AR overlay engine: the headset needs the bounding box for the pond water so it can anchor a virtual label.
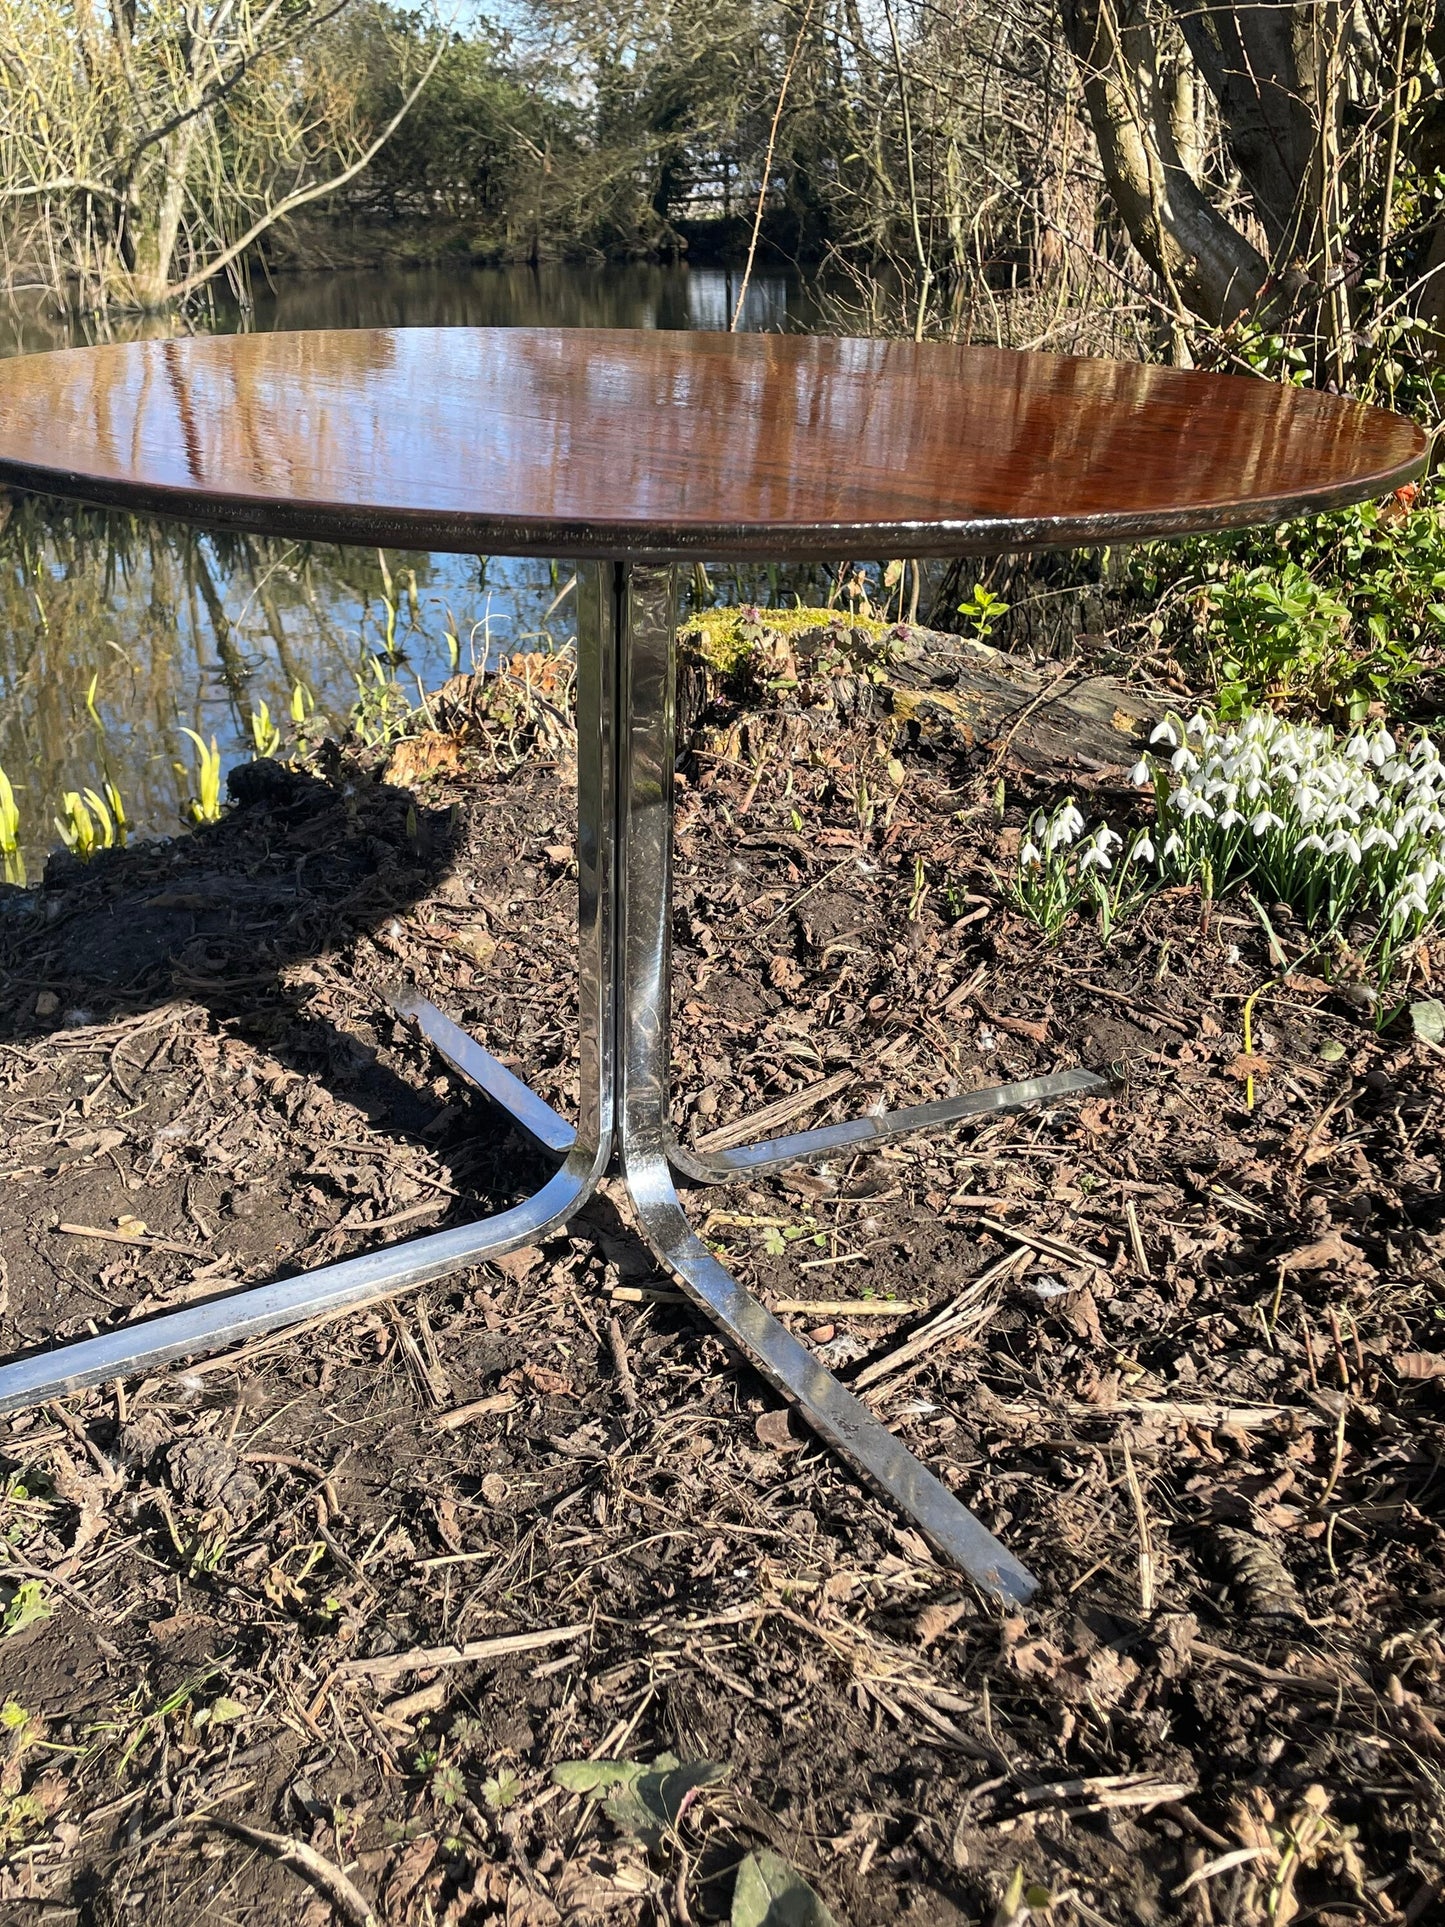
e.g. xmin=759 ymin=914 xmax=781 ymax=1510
xmin=0 ymin=262 xmax=831 ymax=874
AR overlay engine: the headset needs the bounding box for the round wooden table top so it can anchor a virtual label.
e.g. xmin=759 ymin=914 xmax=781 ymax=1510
xmin=0 ymin=327 xmax=1425 ymax=558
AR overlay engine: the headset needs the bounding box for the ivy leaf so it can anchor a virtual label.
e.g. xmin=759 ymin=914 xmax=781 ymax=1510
xmin=731 ymin=1849 xmax=836 ymax=1927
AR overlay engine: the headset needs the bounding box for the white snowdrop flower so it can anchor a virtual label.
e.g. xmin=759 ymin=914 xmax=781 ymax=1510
xmin=1150 ymin=721 xmax=1179 ymax=747
xmin=1187 ymin=712 xmax=1210 ymax=736
xmin=1297 ymin=834 xmax=1327 ymax=854
xmin=1132 ymin=833 xmax=1156 ymax=865
xmin=1128 ymin=758 xmax=1152 ymax=787
xmin=1163 ymin=832 xmax=1183 ymax=860
xmin=1170 ymin=747 xmax=1199 ymax=775
xmin=1020 ymin=841 xmax=1041 ymax=869
xmin=1079 ymin=844 xmax=1113 ymax=873
xmin=1175 ymin=790 xmax=1214 ymax=821
xmin=1250 ymin=810 xmax=1284 ymax=836
xmin=1359 ymin=827 xmax=1398 ymax=853
xmin=1217 ymin=808 xmax=1243 ymax=831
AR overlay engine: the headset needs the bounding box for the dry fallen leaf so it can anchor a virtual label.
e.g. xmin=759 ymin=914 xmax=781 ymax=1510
xmin=525 ymin=1365 xmax=575 ymax=1398
xmin=447 ymin=925 xmax=496 ymax=969
xmin=914 ymin=1600 xmax=969 ymax=1648
xmin=384 ymin=732 xmax=463 ymax=787
xmin=1392 ymin=1352 xmax=1445 ymax=1380
xmin=1227 ymin=1052 xmax=1271 ymax=1082
xmin=1278 ymin=1229 xmax=1351 ymax=1275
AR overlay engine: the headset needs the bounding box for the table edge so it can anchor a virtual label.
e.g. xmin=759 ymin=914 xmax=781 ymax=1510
xmin=0 ymin=441 xmax=1426 ymax=560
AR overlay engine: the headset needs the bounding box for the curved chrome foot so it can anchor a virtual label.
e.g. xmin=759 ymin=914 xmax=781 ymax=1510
xmin=669 ymin=1067 xmax=1108 ymax=1185
xmin=624 ymin=1145 xmax=1038 ymax=1602
xmin=0 ymin=1145 xmax=607 ymax=1416
xmin=388 ymin=986 xmax=578 ymax=1157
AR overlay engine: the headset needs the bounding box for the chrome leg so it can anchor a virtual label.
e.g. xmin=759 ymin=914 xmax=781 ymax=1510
xmin=669 ymin=1068 xmax=1108 ymax=1185
xmin=610 ymin=561 xmax=1039 ymax=1605
xmin=0 ymin=564 xmax=620 ymax=1418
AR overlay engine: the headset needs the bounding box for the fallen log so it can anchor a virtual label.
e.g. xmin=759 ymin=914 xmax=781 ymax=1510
xmin=680 ymin=606 xmax=1171 ymax=775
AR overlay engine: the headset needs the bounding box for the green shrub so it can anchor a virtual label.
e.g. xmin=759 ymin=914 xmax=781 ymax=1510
xmin=1126 ymin=485 xmax=1445 ymax=721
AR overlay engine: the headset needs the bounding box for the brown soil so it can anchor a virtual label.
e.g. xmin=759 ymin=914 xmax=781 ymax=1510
xmin=0 ymin=660 xmax=1440 ymax=1927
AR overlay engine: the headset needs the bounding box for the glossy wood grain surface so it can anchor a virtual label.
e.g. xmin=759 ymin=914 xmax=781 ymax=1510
xmin=0 ymin=328 xmax=1425 ymax=558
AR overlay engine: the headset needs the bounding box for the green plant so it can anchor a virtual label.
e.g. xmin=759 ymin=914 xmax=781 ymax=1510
xmin=1137 ymin=709 xmax=1445 ymax=1013
xmin=54 ymin=786 xmax=123 ymax=859
xmin=249 ymin=701 xmax=282 ymax=758
xmin=177 ymin=729 xmax=224 ymax=825
xmin=957 ymin=583 xmax=1009 ymax=643
xmin=0 ymin=767 xmax=23 ymax=886
xmin=1204 ymin=561 xmax=1420 ymax=722
xmin=1127 ymin=485 xmax=1445 ymax=721
xmin=1009 ymin=797 xmax=1153 ymax=942
xmin=1 ymin=1579 xmax=50 ymax=1637
xmin=350 ymin=659 xmax=414 ymax=750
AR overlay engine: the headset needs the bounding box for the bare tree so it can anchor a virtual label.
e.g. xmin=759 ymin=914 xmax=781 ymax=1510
xmin=0 ymin=0 xmax=444 ymax=313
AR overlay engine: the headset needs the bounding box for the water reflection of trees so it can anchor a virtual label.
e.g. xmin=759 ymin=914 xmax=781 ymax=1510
xmin=0 ymin=496 xmax=498 ymax=868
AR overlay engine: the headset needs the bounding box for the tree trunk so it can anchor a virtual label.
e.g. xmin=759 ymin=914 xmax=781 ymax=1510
xmin=1061 ymin=0 xmax=1302 ymax=328
xmin=123 ymin=118 xmax=201 ymax=310
xmin=1163 ymin=0 xmax=1331 ymax=260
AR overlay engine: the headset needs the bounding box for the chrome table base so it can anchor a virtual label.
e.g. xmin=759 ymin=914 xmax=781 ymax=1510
xmin=0 ymin=562 xmax=1105 ymax=1604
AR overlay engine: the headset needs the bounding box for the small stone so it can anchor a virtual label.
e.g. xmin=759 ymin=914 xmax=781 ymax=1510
xmin=755 ymin=1408 xmax=804 ymax=1452
xmin=34 ymin=990 xmax=58 ymax=1018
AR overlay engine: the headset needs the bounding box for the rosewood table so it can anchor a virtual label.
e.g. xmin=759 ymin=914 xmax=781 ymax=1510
xmin=0 ymin=329 xmax=1423 ymax=1603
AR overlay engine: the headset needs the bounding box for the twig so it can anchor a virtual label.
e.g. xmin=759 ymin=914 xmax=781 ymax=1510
xmin=607 ymin=1284 xmax=687 ymax=1305
xmin=730 ymin=0 xmax=818 ymax=330
xmin=692 ymin=1071 xmax=852 ymax=1152
xmin=1120 ymin=1435 xmax=1156 ymax=1613
xmin=609 ymin=1315 xmax=639 ymax=1412
xmin=333 ymin=1623 xmax=588 ymax=1687
xmin=852 ymin=1249 xmax=1026 ymax=1391
xmin=969 ymin=1213 xmax=1103 ymax=1272
xmin=201 ymin=1817 xmax=376 ymax=1926
xmin=755 ymin=855 xmax=857 ymax=936
xmin=56 ymin=1221 xmax=207 ymax=1257
xmin=1124 ymin=1200 xmax=1151 ymax=1278
xmin=772 ymin=1299 xmax=921 ymax=1316
xmin=435 ymin=1391 xmax=519 ymax=1433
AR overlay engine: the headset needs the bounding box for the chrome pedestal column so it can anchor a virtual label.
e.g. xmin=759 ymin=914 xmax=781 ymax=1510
xmin=0 ymin=559 xmax=1106 ymax=1602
